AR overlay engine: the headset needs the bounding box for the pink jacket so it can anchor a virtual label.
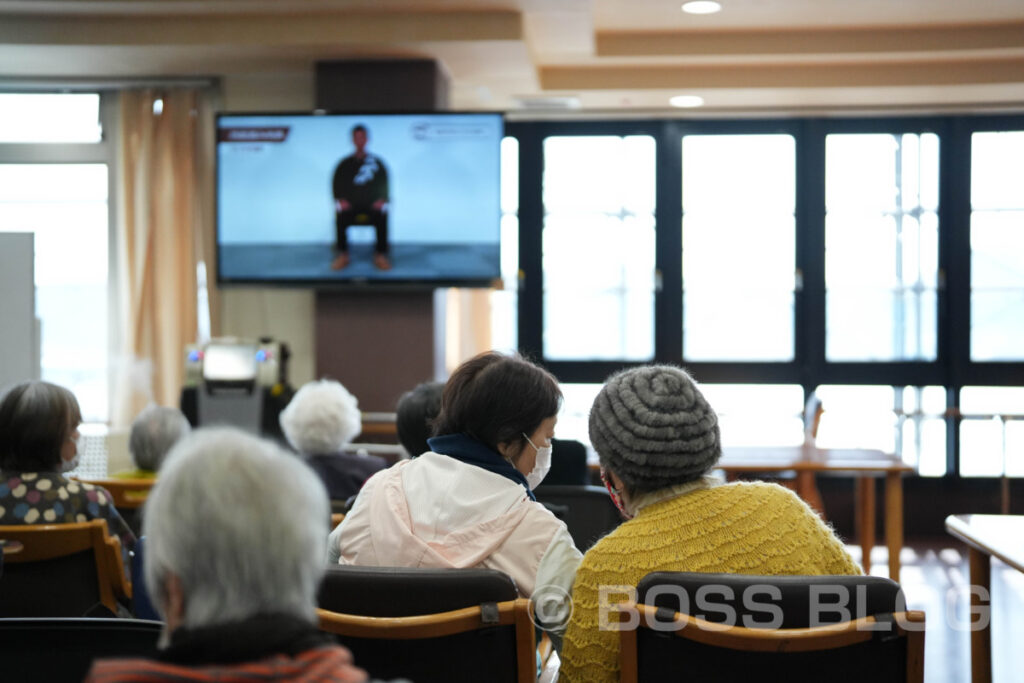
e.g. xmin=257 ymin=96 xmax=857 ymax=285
xmin=327 ymin=451 xmax=581 ymax=601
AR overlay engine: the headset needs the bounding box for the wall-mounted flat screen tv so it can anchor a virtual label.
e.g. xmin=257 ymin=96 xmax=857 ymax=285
xmin=216 ymin=111 xmax=503 ymax=287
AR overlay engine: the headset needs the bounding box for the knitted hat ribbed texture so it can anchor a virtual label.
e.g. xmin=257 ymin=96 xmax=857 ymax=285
xmin=589 ymin=365 xmax=720 ymax=493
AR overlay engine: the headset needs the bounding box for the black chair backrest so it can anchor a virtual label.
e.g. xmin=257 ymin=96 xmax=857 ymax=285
xmin=130 ymin=536 xmax=160 ymax=620
xmin=638 ymin=572 xmax=904 ymax=628
xmin=541 ymin=439 xmax=589 ymax=486
xmin=0 ymin=617 xmax=162 ymax=681
xmin=633 ymin=572 xmax=915 ymax=683
xmin=532 ymin=485 xmax=622 ymax=551
xmin=0 ymin=549 xmax=111 ymax=617
xmin=317 ymin=565 xmax=525 ymax=683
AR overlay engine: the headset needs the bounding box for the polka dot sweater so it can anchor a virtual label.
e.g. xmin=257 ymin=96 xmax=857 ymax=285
xmin=558 ymin=479 xmax=862 ymax=683
xmin=0 ymin=471 xmax=137 ymax=559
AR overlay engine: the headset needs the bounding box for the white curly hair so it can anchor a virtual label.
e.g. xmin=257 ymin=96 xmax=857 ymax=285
xmin=278 ymin=379 xmax=362 ymax=455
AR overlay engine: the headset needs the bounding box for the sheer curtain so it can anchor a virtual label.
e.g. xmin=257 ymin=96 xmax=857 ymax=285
xmin=112 ymin=88 xmax=218 ymax=427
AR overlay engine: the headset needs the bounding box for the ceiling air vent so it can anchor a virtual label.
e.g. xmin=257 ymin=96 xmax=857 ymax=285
xmin=513 ymin=95 xmax=581 ymax=110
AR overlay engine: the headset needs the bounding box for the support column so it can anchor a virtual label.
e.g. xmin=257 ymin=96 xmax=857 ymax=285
xmin=313 ymin=59 xmax=451 ymax=411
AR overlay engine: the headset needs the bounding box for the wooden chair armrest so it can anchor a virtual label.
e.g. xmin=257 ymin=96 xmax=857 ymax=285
xmin=622 ymin=603 xmax=925 ymax=653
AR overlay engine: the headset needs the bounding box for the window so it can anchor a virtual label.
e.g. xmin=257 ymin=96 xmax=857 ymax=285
xmin=959 ymin=387 xmax=1024 ymax=477
xmin=700 ymin=384 xmax=805 ymax=447
xmin=0 ymin=94 xmax=112 ymax=422
xmin=682 ymin=135 xmax=796 ymax=361
xmin=510 ymin=115 xmax=1024 ymax=479
xmin=556 ymin=383 xmax=603 ymax=455
xmin=542 ymin=135 xmax=656 ymax=360
xmin=825 ymin=133 xmax=939 ymax=361
xmin=490 ymin=136 xmax=520 ymax=354
xmin=970 ymin=131 xmax=1024 ymax=361
xmin=0 ymin=93 xmax=103 ymax=143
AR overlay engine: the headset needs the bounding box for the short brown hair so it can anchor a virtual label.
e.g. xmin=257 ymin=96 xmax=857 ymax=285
xmin=0 ymin=381 xmax=81 ymax=471
xmin=433 ymin=351 xmax=562 ymax=460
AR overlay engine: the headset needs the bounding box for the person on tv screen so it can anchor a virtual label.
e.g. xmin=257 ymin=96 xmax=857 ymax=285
xmin=331 ymin=124 xmax=391 ymax=272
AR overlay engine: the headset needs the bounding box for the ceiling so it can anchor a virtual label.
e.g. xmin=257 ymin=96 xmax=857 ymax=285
xmin=2 ymin=0 xmax=1024 ymax=116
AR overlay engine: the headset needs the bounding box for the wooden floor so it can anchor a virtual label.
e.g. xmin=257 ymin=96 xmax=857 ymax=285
xmin=854 ymin=538 xmax=1024 ymax=683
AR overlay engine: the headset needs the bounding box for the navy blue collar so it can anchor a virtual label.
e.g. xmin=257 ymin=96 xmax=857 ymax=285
xmin=427 ymin=433 xmax=536 ymax=501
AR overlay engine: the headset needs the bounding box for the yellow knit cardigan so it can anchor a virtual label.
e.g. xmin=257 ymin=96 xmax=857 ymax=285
xmin=558 ymin=479 xmax=863 ymax=683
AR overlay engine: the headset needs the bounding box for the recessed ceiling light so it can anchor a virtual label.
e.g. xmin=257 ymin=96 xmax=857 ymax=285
xmin=681 ymin=1 xmax=722 ymax=15
xmin=669 ymin=95 xmax=705 ymax=108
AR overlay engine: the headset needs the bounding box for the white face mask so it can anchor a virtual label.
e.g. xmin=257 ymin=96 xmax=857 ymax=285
xmin=522 ymin=433 xmax=552 ymax=489
xmin=60 ymin=451 xmax=81 ymax=474
xmin=60 ymin=433 xmax=82 ymax=473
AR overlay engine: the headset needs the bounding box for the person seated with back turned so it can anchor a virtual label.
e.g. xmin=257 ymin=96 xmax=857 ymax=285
xmin=112 ymin=405 xmax=191 ymax=479
xmin=394 ymin=380 xmax=444 ymax=458
xmin=558 ymin=365 xmax=862 ymax=683
xmin=85 ymin=426 xmax=369 ymax=683
xmin=279 ymin=379 xmax=387 ymax=503
xmin=0 ymin=381 xmax=136 ymax=558
xmin=327 ymin=351 xmax=582 ymax=642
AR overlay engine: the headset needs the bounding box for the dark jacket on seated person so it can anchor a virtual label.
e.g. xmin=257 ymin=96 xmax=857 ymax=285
xmin=86 ymin=615 xmax=363 ymax=683
xmin=305 ymin=451 xmax=388 ymax=502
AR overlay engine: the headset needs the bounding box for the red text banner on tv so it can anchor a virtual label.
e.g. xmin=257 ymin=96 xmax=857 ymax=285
xmin=218 ymin=127 xmax=290 ymax=143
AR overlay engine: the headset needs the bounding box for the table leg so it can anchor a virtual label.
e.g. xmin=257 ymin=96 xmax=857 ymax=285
xmin=796 ymin=471 xmax=826 ymax=518
xmin=855 ymin=477 xmax=875 ymax=574
xmin=968 ymin=547 xmax=992 ymax=683
xmin=884 ymin=471 xmax=903 ymax=581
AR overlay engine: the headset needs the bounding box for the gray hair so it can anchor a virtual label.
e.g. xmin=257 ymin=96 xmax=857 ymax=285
xmin=143 ymin=426 xmax=330 ymax=630
xmin=128 ymin=405 xmax=191 ymax=473
xmin=279 ymin=379 xmax=361 ymax=455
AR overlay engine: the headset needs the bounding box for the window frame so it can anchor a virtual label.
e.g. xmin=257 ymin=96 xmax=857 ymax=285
xmin=0 ymin=91 xmax=119 ymax=423
xmin=507 ymin=113 xmax=1024 ymax=477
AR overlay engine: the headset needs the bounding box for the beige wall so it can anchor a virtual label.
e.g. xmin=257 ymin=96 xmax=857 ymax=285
xmin=215 ymin=73 xmax=319 ymax=387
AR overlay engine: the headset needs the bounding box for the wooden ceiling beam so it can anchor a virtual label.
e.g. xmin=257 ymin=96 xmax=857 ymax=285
xmin=596 ymin=21 xmax=1024 ymax=57
xmin=0 ymin=9 xmax=523 ymax=46
xmin=540 ymin=56 xmax=1024 ymax=90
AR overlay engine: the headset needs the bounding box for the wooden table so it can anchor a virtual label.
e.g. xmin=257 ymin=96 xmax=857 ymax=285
xmin=945 ymin=514 xmax=1024 ymax=683
xmin=719 ymin=445 xmax=913 ymax=580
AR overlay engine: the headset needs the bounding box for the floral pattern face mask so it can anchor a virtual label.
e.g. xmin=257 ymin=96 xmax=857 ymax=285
xmin=600 ymin=467 xmax=634 ymax=520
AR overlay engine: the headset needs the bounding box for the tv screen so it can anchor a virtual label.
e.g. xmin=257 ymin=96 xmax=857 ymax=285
xmin=216 ymin=111 xmax=503 ymax=287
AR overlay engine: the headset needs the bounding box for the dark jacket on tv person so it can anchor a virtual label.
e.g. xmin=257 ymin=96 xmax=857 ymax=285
xmin=332 ymin=153 xmax=388 ymax=211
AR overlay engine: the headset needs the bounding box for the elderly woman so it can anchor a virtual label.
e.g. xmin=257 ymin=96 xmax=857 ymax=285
xmin=558 ymin=365 xmax=862 ymax=683
xmin=112 ymin=405 xmax=191 ymax=479
xmin=394 ymin=380 xmax=444 ymax=458
xmin=0 ymin=381 xmax=135 ymax=555
xmin=279 ymin=379 xmax=387 ymax=502
xmin=87 ymin=427 xmax=368 ymax=682
xmin=327 ymin=351 xmax=582 ymax=636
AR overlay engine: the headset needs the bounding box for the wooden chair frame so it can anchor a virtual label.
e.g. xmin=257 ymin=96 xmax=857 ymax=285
xmin=618 ymin=602 xmax=925 ymax=683
xmin=330 ymin=512 xmax=345 ymax=530
xmin=0 ymin=519 xmax=132 ymax=615
xmin=77 ymin=478 xmax=155 ymax=509
xmin=317 ymin=597 xmax=537 ymax=683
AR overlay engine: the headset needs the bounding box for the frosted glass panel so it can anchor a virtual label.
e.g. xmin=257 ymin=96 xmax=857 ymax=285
xmin=699 ymin=384 xmax=805 ymax=447
xmin=0 ymin=164 xmax=109 ymax=421
xmin=0 ymin=94 xmax=102 ymax=143
xmin=543 ymin=136 xmax=656 ymax=360
xmin=825 ymin=133 xmax=939 ymax=361
xmin=681 ymin=134 xmax=795 ymax=361
xmin=971 ymin=131 xmax=1024 ymax=361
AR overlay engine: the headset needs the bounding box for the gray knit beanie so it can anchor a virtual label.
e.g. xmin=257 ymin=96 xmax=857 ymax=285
xmin=589 ymin=365 xmax=720 ymax=494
